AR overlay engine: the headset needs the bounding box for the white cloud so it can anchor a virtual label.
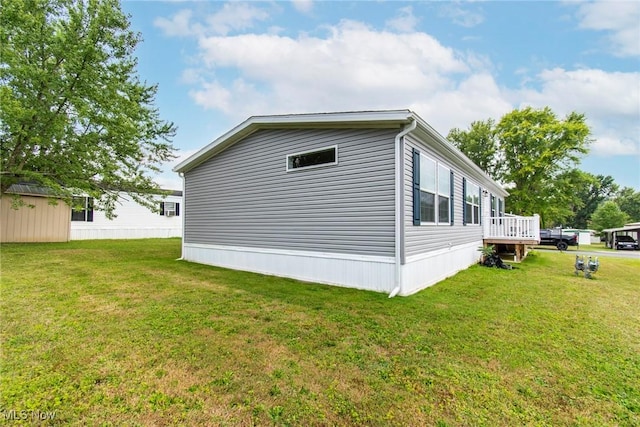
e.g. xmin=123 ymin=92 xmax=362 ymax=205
xmin=439 ymin=4 xmax=484 ymax=28
xmin=190 ymin=20 xmax=471 ymax=121
xmin=515 ymin=67 xmax=640 ymax=156
xmin=189 ymin=81 xmax=233 ymax=113
xmin=157 ymin=10 xmax=638 ymax=161
xmin=411 ymin=73 xmax=513 ymax=133
xmin=154 ymin=9 xmax=200 ymax=37
xmin=590 ymin=135 xmax=639 ymax=156
xmin=575 ymin=0 xmax=640 ymax=57
xmin=291 ymin=0 xmax=313 ymax=14
xmin=519 ymin=68 xmax=639 ymax=117
xmin=154 ymin=3 xmax=270 ymax=37
xmin=206 ymin=2 xmax=270 ymax=36
xmin=385 ymin=6 xmax=419 ymax=33
xmin=180 ymin=68 xmax=202 ymax=85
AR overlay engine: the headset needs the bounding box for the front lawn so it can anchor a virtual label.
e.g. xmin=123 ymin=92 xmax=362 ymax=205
xmin=1 ymin=239 xmax=638 ymax=425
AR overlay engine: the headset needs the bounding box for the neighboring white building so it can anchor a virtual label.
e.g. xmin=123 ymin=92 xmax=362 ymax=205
xmin=70 ymin=191 xmax=182 ymax=240
xmin=563 ymin=229 xmax=593 ymax=246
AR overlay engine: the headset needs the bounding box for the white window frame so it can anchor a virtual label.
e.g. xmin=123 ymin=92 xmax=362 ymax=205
xmin=163 ymin=201 xmax=176 ymax=216
xmin=419 ymin=154 xmax=437 ymax=224
xmin=286 ymin=145 xmax=338 ymax=172
xmin=419 ymin=154 xmax=451 ymax=225
xmin=490 ymin=194 xmax=497 ymax=217
xmin=465 ymin=180 xmax=481 ymax=225
xmin=71 ymin=196 xmax=93 ymax=222
xmin=437 ymin=164 xmax=451 ymax=225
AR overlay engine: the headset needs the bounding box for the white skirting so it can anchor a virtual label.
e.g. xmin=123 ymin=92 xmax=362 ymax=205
xmin=70 ymin=227 xmax=182 ymax=240
xmin=400 ymin=240 xmax=482 ymax=296
xmin=182 ymin=241 xmax=483 ymax=296
xmin=182 ymin=243 xmax=396 ymax=293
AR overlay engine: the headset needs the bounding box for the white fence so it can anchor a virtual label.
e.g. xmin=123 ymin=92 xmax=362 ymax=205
xmin=484 ymin=215 xmax=540 ymax=241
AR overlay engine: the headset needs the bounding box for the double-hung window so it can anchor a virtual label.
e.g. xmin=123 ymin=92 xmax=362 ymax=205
xmin=491 ymin=195 xmax=496 ymax=217
xmin=464 ymin=180 xmax=481 ymax=225
xmin=413 ymin=149 xmax=453 ymax=225
xmin=71 ymin=196 xmax=94 ymax=222
xmin=438 ymin=164 xmax=451 ymax=224
xmin=490 ymin=195 xmax=504 ymax=217
xmin=419 ymin=155 xmax=436 ymax=223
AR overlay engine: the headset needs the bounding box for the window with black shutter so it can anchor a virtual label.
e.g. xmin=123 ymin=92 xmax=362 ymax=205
xmin=413 ymin=149 xmax=453 ymax=226
xmin=160 ymin=202 xmax=180 ymax=216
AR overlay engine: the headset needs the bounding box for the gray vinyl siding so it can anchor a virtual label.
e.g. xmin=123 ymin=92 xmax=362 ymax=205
xmin=404 ymin=134 xmax=484 ymax=258
xmin=184 ymin=127 xmax=399 ymax=256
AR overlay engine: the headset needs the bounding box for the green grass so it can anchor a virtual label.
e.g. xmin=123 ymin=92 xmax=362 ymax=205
xmin=534 ymin=242 xmax=617 ymax=252
xmin=1 ymin=239 xmax=639 ymax=426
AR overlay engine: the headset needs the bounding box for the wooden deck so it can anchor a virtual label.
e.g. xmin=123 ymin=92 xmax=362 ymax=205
xmin=483 ymin=215 xmax=540 ymax=262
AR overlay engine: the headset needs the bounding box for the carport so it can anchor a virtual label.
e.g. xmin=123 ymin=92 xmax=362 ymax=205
xmin=602 ymin=222 xmax=640 ymax=249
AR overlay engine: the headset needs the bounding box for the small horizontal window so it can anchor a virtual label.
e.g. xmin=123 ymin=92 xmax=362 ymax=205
xmin=287 ymin=146 xmax=337 ymax=171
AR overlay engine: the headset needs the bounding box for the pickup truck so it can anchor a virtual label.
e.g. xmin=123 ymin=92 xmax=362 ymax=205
xmin=539 ymin=229 xmax=579 ymax=251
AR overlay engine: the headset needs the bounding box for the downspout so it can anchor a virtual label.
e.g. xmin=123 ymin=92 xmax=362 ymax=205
xmin=176 ymin=172 xmax=185 ymax=261
xmin=389 ymin=119 xmax=417 ymax=298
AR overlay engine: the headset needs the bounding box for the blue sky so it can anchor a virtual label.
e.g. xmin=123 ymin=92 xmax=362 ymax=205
xmin=121 ymin=0 xmax=640 ymax=191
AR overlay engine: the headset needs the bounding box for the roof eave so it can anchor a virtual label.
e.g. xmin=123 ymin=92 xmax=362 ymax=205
xmin=410 ymin=114 xmax=509 ymax=198
xmin=173 ymin=110 xmax=413 ymax=173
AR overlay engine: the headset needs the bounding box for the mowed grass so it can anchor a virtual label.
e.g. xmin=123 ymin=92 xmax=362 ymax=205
xmin=1 ymin=239 xmax=638 ymax=426
xmin=533 ymin=242 xmax=616 ymax=253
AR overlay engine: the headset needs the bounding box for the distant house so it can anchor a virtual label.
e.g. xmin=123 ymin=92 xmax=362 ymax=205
xmin=1 ymin=184 xmax=182 ymax=242
xmin=70 ymin=191 xmax=182 ymax=240
xmin=174 ymin=110 xmax=539 ymax=296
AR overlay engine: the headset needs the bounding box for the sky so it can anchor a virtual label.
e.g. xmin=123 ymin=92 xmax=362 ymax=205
xmin=121 ymin=0 xmax=640 ymax=191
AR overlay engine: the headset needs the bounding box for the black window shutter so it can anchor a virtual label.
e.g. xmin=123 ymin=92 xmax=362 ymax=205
xmin=412 ymin=148 xmax=421 ymax=226
xmin=87 ymin=197 xmax=94 ymax=222
xmin=462 ymin=177 xmax=467 ymax=225
xmin=478 ymin=187 xmax=482 ymax=225
xmin=450 ymin=170 xmax=454 ymax=226
xmin=175 ymin=203 xmax=180 ymax=216
xmin=160 ymin=202 xmax=165 ymax=216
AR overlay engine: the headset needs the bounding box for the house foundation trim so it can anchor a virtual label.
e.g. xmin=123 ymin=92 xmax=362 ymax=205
xmin=400 ymin=240 xmax=482 ymax=296
xmin=182 ymin=243 xmax=396 ymax=293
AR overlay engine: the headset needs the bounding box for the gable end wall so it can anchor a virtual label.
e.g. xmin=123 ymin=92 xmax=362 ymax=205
xmin=184 ymin=127 xmax=399 ymax=257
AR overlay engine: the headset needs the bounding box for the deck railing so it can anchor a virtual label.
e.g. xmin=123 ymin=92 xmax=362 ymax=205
xmin=483 ymin=214 xmax=540 ymax=242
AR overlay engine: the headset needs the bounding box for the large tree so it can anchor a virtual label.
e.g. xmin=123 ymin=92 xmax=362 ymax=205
xmin=589 ymin=201 xmax=629 ymax=232
xmin=614 ymin=187 xmax=640 ymax=222
xmin=447 ymin=119 xmax=502 ymax=180
xmin=449 ymin=107 xmax=591 ymax=226
xmin=563 ymin=171 xmax=618 ymax=229
xmin=0 ymin=0 xmax=176 ymax=216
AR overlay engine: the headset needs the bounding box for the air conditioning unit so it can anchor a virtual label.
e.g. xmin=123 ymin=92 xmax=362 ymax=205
xmin=166 ymin=210 xmax=175 ymax=217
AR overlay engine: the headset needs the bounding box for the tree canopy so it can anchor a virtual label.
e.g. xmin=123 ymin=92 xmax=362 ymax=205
xmin=448 ymin=107 xmax=591 ymax=226
xmin=564 ymin=171 xmax=618 ymax=229
xmin=0 ymin=0 xmax=176 ymax=216
xmin=614 ymin=187 xmax=640 ymax=223
xmin=447 ymin=119 xmax=502 ymax=179
xmin=589 ymin=201 xmax=629 ymax=232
